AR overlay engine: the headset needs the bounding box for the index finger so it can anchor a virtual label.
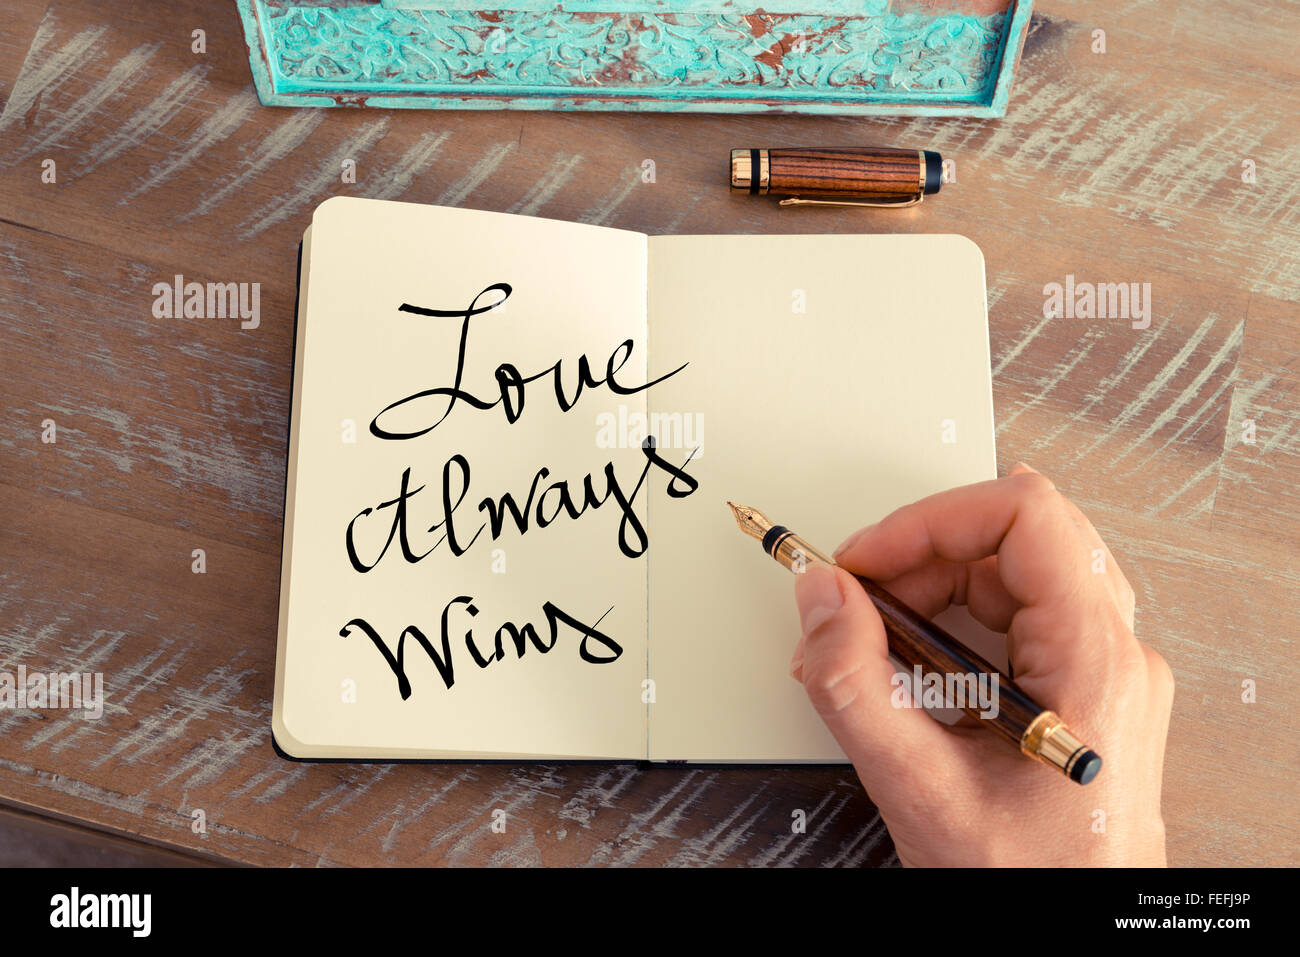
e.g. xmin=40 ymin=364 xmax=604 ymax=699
xmin=833 ymin=471 xmax=1088 ymax=610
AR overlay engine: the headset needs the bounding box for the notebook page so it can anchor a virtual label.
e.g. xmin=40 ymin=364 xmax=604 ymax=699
xmin=645 ymin=233 xmax=996 ymax=762
xmin=274 ymin=199 xmax=649 ymax=759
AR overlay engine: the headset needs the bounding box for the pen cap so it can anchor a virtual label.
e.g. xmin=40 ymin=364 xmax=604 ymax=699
xmin=730 ymin=147 xmax=942 ymax=199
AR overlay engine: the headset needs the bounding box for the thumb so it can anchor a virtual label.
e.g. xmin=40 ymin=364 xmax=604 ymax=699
xmin=793 ymin=563 xmax=963 ymax=796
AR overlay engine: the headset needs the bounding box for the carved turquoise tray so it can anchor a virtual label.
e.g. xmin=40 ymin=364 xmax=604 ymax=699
xmin=236 ymin=0 xmax=1034 ymax=116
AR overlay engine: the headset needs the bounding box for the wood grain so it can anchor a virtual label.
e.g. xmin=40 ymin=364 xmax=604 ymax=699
xmin=0 ymin=0 xmax=1296 ymax=866
xmin=764 ymin=147 xmax=927 ymax=198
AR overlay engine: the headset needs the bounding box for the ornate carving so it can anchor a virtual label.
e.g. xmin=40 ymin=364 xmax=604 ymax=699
xmin=260 ymin=4 xmax=1005 ymax=98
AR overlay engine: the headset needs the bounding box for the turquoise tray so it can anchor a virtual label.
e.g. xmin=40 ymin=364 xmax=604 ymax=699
xmin=236 ymin=0 xmax=1034 ymax=116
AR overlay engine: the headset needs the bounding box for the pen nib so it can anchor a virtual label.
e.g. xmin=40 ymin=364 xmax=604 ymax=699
xmin=727 ymin=501 xmax=773 ymax=541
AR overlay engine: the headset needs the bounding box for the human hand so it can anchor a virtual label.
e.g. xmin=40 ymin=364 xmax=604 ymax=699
xmin=789 ymin=464 xmax=1173 ymax=866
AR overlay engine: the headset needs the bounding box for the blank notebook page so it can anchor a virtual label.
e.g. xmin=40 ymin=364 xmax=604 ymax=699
xmin=645 ymin=233 xmax=996 ymax=762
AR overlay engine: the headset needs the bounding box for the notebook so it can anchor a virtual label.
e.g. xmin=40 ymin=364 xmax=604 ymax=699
xmin=273 ymin=197 xmax=996 ymax=762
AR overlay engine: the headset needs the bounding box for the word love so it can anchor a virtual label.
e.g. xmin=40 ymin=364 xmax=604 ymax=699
xmin=370 ymin=282 xmax=687 ymax=439
xmin=341 ymin=596 xmax=621 ymax=700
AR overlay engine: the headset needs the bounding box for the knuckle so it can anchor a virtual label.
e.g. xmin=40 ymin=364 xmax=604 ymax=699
xmin=1120 ymin=576 xmax=1136 ymax=607
xmin=1143 ymin=645 xmax=1175 ymax=692
xmin=1013 ymin=470 xmax=1058 ymax=498
xmin=801 ymin=658 xmax=868 ymax=716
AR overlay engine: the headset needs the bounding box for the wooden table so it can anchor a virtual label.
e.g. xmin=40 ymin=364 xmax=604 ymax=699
xmin=1 ymin=0 xmax=1295 ymax=867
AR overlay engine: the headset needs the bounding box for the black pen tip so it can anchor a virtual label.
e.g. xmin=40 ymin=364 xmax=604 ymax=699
xmin=923 ymin=150 xmax=942 ymax=195
xmin=1071 ymin=751 xmax=1103 ymax=785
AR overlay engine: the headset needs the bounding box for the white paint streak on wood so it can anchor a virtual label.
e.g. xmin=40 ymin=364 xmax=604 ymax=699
xmin=19 ymin=42 xmax=160 ymax=158
xmin=379 ymin=771 xmax=470 ymax=855
xmin=226 ymin=762 xmax=310 ymax=804
xmin=434 ymin=142 xmax=515 ymax=208
xmin=1075 ymin=311 xmax=1221 ymax=460
xmin=506 ymin=153 xmax=583 ymax=216
xmin=424 ymin=768 xmax=563 ymax=866
xmin=182 ymin=109 xmax=325 ymax=221
xmin=367 ymin=130 xmax=452 ymax=202
xmin=897 ymin=114 xmax=978 ymax=158
xmin=785 ymin=792 xmax=860 ymax=864
xmin=1067 ymin=95 xmax=1212 ymax=208
xmin=744 ymin=789 xmax=838 ymax=867
xmin=1035 ymin=315 xmax=1166 ymax=450
xmin=23 ymin=629 xmax=159 ymax=752
xmin=664 ymin=788 xmax=766 ymax=866
xmin=997 ymin=328 xmax=1105 ymax=436
xmin=985 ymin=280 xmax=1008 ymax=316
xmin=1155 ymin=454 xmax=1224 ymax=515
xmin=121 ymin=92 xmax=257 ymax=202
xmin=145 ymin=420 xmax=279 ymax=515
xmin=1254 ymin=404 xmax=1300 ymax=456
xmin=237 ymin=118 xmax=391 ymax=238
xmin=0 ymin=21 xmax=108 ymax=132
xmin=301 ymin=765 xmax=394 ymax=817
xmin=164 ymin=729 xmax=267 ymax=792
xmin=1158 ymin=109 xmax=1275 ymax=211
xmin=1132 ymin=361 xmax=1241 ymax=468
xmin=591 ymin=771 xmax=717 ymax=866
xmin=578 ymin=168 xmax=641 ymax=227
xmin=1009 ymin=75 xmax=1100 ymax=172
xmin=557 ymin=764 xmax=638 ymax=827
xmin=1022 ymin=82 xmax=1112 ymax=175
xmin=1112 ymin=320 xmax=1242 ymax=466
xmin=1190 ymin=359 xmax=1270 ymax=445
xmin=1095 ymin=508 xmax=1300 ymax=586
xmin=992 ymin=311 xmax=1054 ymax=379
xmin=1156 ymin=371 xmax=1293 ymax=516
xmin=79 ymin=65 xmax=210 ymax=173
xmin=0 ymin=757 xmax=149 ymax=817
xmin=90 ymin=655 xmax=258 ymax=772
xmin=823 ymin=810 xmax=890 ymax=867
xmin=981 ymin=70 xmax=1067 ymax=159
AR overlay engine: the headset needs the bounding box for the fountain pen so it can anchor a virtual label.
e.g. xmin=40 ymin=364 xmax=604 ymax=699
xmin=727 ymin=502 xmax=1103 ymax=786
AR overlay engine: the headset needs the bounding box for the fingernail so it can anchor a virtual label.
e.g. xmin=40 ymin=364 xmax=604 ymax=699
xmin=794 ymin=565 xmax=843 ymax=635
xmin=1010 ymin=461 xmax=1038 ymax=474
xmin=833 ymin=523 xmax=875 ymax=558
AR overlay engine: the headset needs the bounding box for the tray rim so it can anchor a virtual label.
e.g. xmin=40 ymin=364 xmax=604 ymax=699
xmin=236 ymin=0 xmax=1035 ymax=117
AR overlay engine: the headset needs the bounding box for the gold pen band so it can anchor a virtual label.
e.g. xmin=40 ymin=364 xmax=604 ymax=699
xmin=1020 ymin=711 xmax=1095 ymax=780
xmin=730 ymin=148 xmax=770 ymax=194
xmin=763 ymin=526 xmax=833 ymax=571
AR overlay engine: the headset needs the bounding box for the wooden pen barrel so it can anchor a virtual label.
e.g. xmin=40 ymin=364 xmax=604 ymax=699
xmin=853 ymin=572 xmax=1040 ymax=745
xmin=730 ymin=147 xmax=941 ymax=198
xmin=759 ymin=520 xmax=1098 ymax=782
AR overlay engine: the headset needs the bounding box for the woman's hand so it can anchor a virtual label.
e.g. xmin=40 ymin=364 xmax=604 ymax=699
xmin=789 ymin=464 xmax=1173 ymax=866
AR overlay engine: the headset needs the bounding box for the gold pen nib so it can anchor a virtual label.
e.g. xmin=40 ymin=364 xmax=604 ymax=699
xmin=726 ymin=501 xmax=774 ymax=541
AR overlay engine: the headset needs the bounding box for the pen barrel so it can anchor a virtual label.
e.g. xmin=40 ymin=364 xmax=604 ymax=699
xmin=730 ymin=147 xmax=941 ymax=198
xmin=756 ymin=520 xmax=1102 ymax=784
xmin=851 ymin=573 xmax=1040 ymax=746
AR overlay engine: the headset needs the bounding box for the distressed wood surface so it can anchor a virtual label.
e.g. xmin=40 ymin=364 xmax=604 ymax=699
xmin=0 ymin=0 xmax=1296 ymax=866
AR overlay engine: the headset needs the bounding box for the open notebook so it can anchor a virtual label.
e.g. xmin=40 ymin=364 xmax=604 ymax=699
xmin=273 ymin=197 xmax=995 ymax=762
